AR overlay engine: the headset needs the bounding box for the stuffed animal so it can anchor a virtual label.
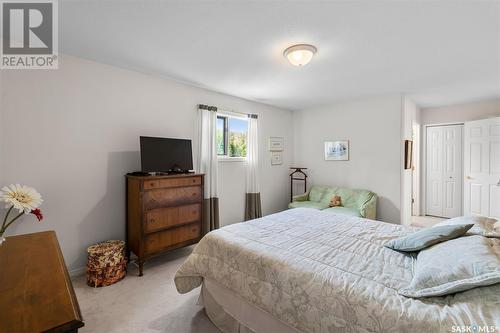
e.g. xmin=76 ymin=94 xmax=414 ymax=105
xmin=329 ymin=195 xmax=342 ymax=207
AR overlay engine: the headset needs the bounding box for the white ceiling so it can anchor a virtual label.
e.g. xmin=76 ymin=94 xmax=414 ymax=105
xmin=60 ymin=0 xmax=500 ymax=111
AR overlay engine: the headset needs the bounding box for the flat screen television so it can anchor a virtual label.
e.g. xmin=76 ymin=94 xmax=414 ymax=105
xmin=140 ymin=136 xmax=193 ymax=173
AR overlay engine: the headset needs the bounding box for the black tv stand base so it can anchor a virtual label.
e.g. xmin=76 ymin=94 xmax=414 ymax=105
xmin=127 ymin=170 xmax=194 ymax=177
xmin=167 ymin=170 xmax=194 ymax=175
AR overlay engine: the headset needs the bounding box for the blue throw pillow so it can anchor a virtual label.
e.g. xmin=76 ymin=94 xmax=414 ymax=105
xmin=385 ymin=224 xmax=473 ymax=252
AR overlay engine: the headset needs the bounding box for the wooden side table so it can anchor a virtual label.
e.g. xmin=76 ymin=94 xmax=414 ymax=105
xmin=0 ymin=231 xmax=84 ymax=333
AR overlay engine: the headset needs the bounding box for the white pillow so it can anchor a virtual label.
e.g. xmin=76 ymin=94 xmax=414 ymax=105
xmin=434 ymin=215 xmax=499 ymax=238
xmin=399 ymin=235 xmax=500 ymax=298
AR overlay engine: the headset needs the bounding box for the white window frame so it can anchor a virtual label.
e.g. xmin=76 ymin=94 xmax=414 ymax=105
xmin=217 ymin=110 xmax=248 ymax=162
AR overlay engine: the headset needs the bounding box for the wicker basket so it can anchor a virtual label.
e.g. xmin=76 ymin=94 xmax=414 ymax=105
xmin=87 ymin=240 xmax=127 ymax=287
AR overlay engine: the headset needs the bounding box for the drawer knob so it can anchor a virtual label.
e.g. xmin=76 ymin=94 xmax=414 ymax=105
xmin=150 ymin=182 xmax=155 ymax=187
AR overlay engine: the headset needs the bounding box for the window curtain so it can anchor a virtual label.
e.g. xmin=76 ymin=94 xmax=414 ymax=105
xmin=245 ymin=114 xmax=262 ymax=220
xmin=197 ymin=104 xmax=219 ymax=233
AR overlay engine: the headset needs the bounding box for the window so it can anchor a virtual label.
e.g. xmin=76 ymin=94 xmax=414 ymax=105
xmin=216 ymin=112 xmax=248 ymax=159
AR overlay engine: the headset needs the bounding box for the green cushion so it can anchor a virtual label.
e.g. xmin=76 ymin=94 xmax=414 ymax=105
xmin=289 ymin=185 xmax=377 ymax=219
xmin=385 ymin=224 xmax=474 ymax=252
xmin=320 ymin=188 xmax=338 ymax=205
xmin=317 ymin=187 xmax=373 ymax=208
xmin=288 ymin=201 xmax=330 ymax=210
xmin=308 ymin=186 xmax=326 ymax=202
xmin=323 ymin=207 xmax=362 ymax=217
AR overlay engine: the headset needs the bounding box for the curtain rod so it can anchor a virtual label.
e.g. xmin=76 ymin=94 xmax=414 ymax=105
xmin=198 ymin=104 xmax=258 ymax=118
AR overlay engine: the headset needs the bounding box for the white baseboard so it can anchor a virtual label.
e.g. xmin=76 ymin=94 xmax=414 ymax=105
xmin=69 ymin=266 xmax=86 ymax=277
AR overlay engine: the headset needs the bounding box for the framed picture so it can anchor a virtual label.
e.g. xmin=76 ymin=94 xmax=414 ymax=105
xmin=268 ymin=137 xmax=284 ymax=151
xmin=271 ymin=152 xmax=283 ymax=165
xmin=325 ymin=141 xmax=349 ymax=161
xmin=405 ymin=140 xmax=413 ymax=170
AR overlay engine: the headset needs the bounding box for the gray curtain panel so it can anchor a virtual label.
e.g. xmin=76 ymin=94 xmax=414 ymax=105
xmin=245 ymin=193 xmax=262 ymax=221
xmin=204 ymin=197 xmax=220 ymax=234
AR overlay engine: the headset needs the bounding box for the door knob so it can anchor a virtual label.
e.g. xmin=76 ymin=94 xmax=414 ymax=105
xmin=465 ymin=176 xmax=472 ymax=180
xmin=497 ymin=179 xmax=500 ymax=186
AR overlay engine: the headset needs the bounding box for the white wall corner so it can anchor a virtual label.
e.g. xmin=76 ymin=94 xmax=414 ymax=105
xmin=400 ymin=95 xmax=406 ymax=225
xmin=69 ymin=266 xmax=87 ymax=278
xmin=400 ymin=96 xmax=419 ymax=225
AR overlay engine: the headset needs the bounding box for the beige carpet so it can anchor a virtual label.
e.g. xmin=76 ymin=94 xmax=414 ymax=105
xmin=411 ymin=215 xmax=445 ymax=228
xmin=72 ymin=246 xmax=221 ymax=333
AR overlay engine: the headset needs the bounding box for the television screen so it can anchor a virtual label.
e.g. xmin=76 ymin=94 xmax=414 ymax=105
xmin=140 ymin=136 xmax=193 ymax=173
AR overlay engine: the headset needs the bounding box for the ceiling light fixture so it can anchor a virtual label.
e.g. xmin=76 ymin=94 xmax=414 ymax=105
xmin=283 ymin=44 xmax=317 ymax=66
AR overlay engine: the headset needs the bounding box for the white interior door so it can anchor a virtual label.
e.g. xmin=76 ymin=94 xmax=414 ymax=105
xmin=426 ymin=125 xmax=463 ymax=218
xmin=464 ymin=117 xmax=500 ymax=219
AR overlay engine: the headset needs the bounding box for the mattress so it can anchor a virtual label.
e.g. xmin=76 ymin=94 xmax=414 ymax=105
xmin=175 ymin=208 xmax=500 ymax=333
xmin=201 ymin=278 xmax=300 ymax=333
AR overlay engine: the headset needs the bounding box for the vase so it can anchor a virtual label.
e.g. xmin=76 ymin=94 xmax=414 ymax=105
xmin=0 ymin=234 xmax=5 ymax=246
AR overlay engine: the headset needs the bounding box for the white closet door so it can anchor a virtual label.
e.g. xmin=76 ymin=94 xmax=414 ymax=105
xmin=464 ymin=117 xmax=500 ymax=219
xmin=442 ymin=126 xmax=463 ymax=217
xmin=426 ymin=125 xmax=463 ymax=218
xmin=426 ymin=127 xmax=444 ymax=216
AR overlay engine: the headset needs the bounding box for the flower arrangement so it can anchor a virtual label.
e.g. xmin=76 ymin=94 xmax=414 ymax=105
xmin=0 ymin=184 xmax=43 ymax=245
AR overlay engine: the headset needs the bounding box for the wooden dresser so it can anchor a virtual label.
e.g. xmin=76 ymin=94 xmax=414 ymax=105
xmin=0 ymin=231 xmax=84 ymax=333
xmin=126 ymin=173 xmax=204 ymax=276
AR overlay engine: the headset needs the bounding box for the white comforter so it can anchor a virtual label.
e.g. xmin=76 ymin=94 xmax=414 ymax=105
xmin=175 ymin=208 xmax=500 ymax=333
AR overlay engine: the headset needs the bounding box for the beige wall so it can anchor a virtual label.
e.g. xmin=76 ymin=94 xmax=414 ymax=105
xmin=421 ymin=98 xmax=500 ymax=125
xmin=0 ymin=55 xmax=294 ymax=273
xmin=293 ymin=95 xmax=403 ymax=224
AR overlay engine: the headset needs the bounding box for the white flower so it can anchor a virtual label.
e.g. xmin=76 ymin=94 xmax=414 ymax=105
xmin=1 ymin=184 xmax=43 ymax=213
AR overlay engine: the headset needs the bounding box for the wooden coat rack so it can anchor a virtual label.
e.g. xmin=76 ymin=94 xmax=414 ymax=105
xmin=289 ymin=167 xmax=308 ymax=202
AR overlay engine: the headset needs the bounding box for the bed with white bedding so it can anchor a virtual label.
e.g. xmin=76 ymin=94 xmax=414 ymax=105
xmin=174 ymin=208 xmax=500 ymax=333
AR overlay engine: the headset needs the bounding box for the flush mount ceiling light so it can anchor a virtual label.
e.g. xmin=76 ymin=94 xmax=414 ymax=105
xmin=283 ymin=44 xmax=317 ymax=66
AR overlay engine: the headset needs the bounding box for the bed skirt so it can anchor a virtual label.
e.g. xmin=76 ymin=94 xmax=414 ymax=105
xmin=201 ymin=279 xmax=300 ymax=333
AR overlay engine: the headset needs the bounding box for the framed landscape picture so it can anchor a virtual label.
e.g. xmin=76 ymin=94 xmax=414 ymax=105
xmin=325 ymin=141 xmax=349 ymax=161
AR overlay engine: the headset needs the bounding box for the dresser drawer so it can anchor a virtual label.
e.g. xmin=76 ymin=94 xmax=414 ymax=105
xmin=144 ymin=176 xmax=202 ymax=190
xmin=144 ymin=203 xmax=201 ymax=233
xmin=145 ymin=224 xmax=200 ymax=254
xmin=143 ymin=186 xmax=202 ymax=210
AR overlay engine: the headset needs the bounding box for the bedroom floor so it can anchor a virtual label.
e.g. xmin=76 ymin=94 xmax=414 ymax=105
xmin=411 ymin=215 xmax=445 ymax=228
xmin=72 ymin=246 xmax=221 ymax=333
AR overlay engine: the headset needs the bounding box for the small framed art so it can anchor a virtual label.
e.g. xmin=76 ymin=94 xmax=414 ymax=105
xmin=268 ymin=137 xmax=284 ymax=151
xmin=324 ymin=141 xmax=349 ymax=161
xmin=271 ymin=152 xmax=283 ymax=165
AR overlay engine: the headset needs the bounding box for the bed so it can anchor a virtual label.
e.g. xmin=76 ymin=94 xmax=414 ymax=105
xmin=174 ymin=208 xmax=500 ymax=333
